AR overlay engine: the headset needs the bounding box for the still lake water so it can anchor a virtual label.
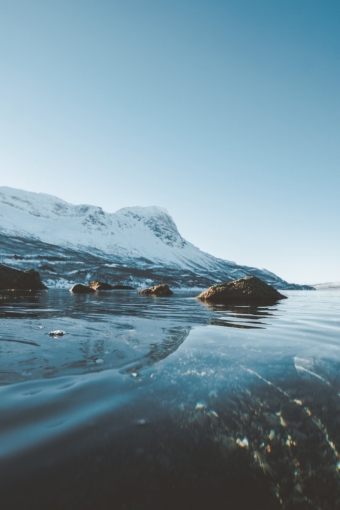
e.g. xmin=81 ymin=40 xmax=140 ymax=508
xmin=1 ymin=289 xmax=340 ymax=509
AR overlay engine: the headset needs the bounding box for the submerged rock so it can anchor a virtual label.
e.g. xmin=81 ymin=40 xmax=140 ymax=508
xmin=88 ymin=281 xmax=134 ymax=290
xmin=69 ymin=284 xmax=95 ymax=294
xmin=197 ymin=276 xmax=286 ymax=305
xmin=0 ymin=264 xmax=47 ymax=291
xmin=138 ymin=284 xmax=173 ymax=296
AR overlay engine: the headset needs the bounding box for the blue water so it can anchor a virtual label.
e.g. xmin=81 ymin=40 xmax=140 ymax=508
xmin=1 ymin=289 xmax=340 ymax=509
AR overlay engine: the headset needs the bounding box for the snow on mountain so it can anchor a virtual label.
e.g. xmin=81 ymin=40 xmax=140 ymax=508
xmin=0 ymin=187 xmax=214 ymax=268
xmin=0 ymin=187 xmax=313 ymax=290
xmin=312 ymin=282 xmax=340 ymax=290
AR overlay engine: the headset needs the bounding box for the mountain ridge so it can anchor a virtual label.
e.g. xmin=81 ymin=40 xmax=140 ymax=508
xmin=0 ymin=187 xmax=313 ymax=290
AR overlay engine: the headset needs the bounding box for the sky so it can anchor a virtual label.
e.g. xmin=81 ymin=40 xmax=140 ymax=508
xmin=0 ymin=0 xmax=339 ymax=285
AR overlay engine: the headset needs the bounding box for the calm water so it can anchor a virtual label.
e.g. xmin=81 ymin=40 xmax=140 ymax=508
xmin=1 ymin=289 xmax=340 ymax=509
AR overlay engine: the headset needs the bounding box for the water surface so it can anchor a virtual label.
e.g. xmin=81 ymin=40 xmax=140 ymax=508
xmin=1 ymin=290 xmax=340 ymax=509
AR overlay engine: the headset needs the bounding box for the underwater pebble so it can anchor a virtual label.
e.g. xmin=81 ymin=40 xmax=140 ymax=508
xmin=236 ymin=437 xmax=249 ymax=449
xmin=269 ymin=429 xmax=275 ymax=441
xmin=196 ymin=402 xmax=206 ymax=410
xmin=95 ymin=359 xmax=104 ymax=364
xmin=136 ymin=419 xmax=146 ymax=426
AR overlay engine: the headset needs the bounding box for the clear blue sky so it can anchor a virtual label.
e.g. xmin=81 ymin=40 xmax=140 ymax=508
xmin=0 ymin=0 xmax=339 ymax=284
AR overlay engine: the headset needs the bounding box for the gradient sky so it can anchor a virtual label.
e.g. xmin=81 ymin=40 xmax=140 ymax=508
xmin=0 ymin=0 xmax=339 ymax=284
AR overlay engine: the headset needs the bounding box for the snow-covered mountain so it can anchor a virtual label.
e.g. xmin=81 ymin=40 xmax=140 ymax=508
xmin=312 ymin=282 xmax=340 ymax=290
xmin=0 ymin=187 xmax=313 ymax=290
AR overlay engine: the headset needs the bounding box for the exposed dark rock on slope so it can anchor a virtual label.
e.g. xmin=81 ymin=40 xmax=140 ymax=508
xmin=197 ymin=276 xmax=286 ymax=305
xmin=0 ymin=264 xmax=47 ymax=290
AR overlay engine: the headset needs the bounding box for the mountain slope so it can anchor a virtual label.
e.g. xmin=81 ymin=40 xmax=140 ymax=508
xmin=0 ymin=187 xmax=313 ymax=290
xmin=312 ymin=282 xmax=340 ymax=290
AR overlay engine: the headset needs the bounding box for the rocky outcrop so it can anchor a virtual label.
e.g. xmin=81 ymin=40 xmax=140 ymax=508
xmin=0 ymin=264 xmax=47 ymax=290
xmin=197 ymin=276 xmax=286 ymax=305
xmin=69 ymin=284 xmax=95 ymax=294
xmin=88 ymin=281 xmax=134 ymax=290
xmin=138 ymin=284 xmax=173 ymax=296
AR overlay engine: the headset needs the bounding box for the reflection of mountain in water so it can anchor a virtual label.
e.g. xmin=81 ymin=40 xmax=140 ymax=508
xmin=0 ymin=289 xmax=280 ymax=330
xmin=0 ymin=290 xmax=284 ymax=385
xmin=0 ymin=319 xmax=190 ymax=385
xmin=121 ymin=327 xmax=190 ymax=375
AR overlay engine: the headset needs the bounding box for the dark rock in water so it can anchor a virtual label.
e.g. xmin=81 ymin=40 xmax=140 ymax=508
xmin=138 ymin=284 xmax=173 ymax=296
xmin=88 ymin=281 xmax=135 ymax=290
xmin=197 ymin=276 xmax=286 ymax=305
xmin=69 ymin=283 xmax=95 ymax=294
xmin=0 ymin=264 xmax=47 ymax=290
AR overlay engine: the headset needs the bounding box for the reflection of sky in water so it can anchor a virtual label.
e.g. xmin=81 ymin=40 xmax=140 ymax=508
xmin=1 ymin=290 xmax=340 ymax=509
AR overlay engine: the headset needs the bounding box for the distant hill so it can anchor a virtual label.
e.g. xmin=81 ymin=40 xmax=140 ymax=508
xmin=312 ymin=282 xmax=340 ymax=290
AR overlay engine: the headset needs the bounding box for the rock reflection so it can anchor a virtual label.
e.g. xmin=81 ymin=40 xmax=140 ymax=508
xmin=0 ymin=291 xmax=48 ymax=318
xmin=200 ymin=302 xmax=278 ymax=329
xmin=0 ymin=289 xmax=282 ymax=330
